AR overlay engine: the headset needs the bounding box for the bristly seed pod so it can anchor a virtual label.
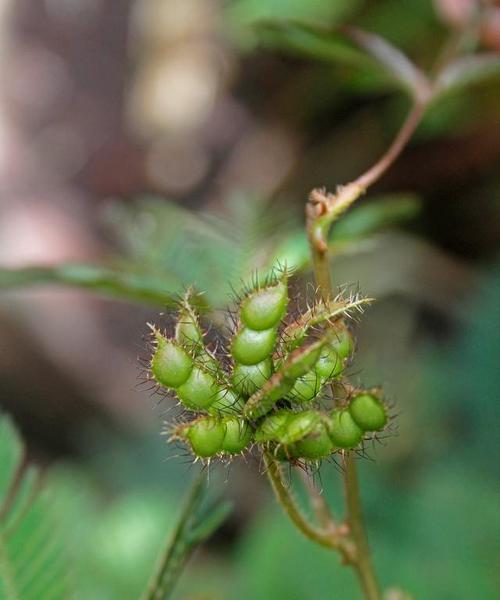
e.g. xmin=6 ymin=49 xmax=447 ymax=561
xmin=232 ymin=358 xmax=273 ymax=397
xmin=231 ymin=327 xmax=278 ymax=365
xmin=329 ymin=409 xmax=363 ymax=449
xmin=175 ymin=294 xmax=204 ymax=352
xmin=221 ymin=416 xmax=252 ymax=454
xmin=279 ymin=411 xmax=322 ymax=445
xmin=349 ymin=393 xmax=387 ymax=432
xmin=151 ymin=333 xmax=193 ymax=388
xmin=177 ymin=415 xmax=252 ymax=458
xmin=314 ymin=344 xmax=344 ymax=379
xmin=240 ymin=279 xmax=288 ymax=331
xmin=287 ymin=370 xmax=324 ymax=404
xmin=185 ymin=417 xmax=226 ymax=458
xmin=176 ymin=366 xmax=219 ymax=410
xmin=290 ymin=421 xmax=334 ymax=459
xmin=254 ymin=410 xmax=292 ymax=443
xmin=208 ymin=388 xmax=245 ymax=416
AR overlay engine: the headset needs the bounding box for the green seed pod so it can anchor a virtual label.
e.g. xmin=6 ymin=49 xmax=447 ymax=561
xmin=291 ymin=421 xmax=334 ymax=459
xmin=280 ymin=410 xmax=321 ymax=445
xmin=329 ymin=409 xmax=363 ymax=449
xmin=282 ymin=296 xmax=370 ymax=351
xmin=231 ymin=327 xmax=277 ymax=366
xmin=208 ymin=388 xmax=245 ymax=416
xmin=240 ymin=281 xmax=288 ymax=331
xmin=221 ymin=417 xmax=252 ymax=454
xmin=175 ymin=305 xmax=203 ymax=351
xmin=151 ymin=335 xmax=193 ymax=388
xmin=349 ymin=393 xmax=387 ymax=432
xmin=331 ymin=326 xmax=353 ymax=360
xmin=243 ymin=372 xmax=294 ymax=420
xmin=177 ymin=366 xmax=219 ymax=410
xmin=315 ymin=344 xmax=344 ymax=379
xmin=185 ymin=417 xmax=226 ymax=458
xmin=254 ymin=410 xmax=292 ymax=443
xmin=232 ymin=358 xmax=273 ymax=397
xmin=287 ymin=370 xmax=323 ymax=404
xmin=281 ymin=338 xmax=324 ymax=380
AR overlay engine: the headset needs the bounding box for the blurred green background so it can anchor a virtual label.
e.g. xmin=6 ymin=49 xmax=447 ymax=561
xmin=0 ymin=0 xmax=499 ymax=599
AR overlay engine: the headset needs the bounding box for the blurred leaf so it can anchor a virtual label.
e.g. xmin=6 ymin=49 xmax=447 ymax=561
xmin=331 ymin=194 xmax=421 ymax=240
xmin=104 ymin=194 xmax=297 ymax=306
xmin=223 ymin=0 xmax=360 ymax=48
xmin=0 ymin=263 xmax=182 ymax=307
xmin=0 ymin=415 xmax=71 ymax=600
xmin=342 ymin=26 xmax=431 ymax=101
xmin=142 ymin=471 xmax=232 ymax=600
xmin=434 ymin=53 xmax=500 ymax=99
xmin=256 ymin=19 xmax=375 ymax=67
xmin=255 ymin=20 xmax=430 ymax=98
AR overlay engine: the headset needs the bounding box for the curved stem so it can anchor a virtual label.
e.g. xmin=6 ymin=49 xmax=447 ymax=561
xmin=307 ymin=100 xmax=427 ymax=257
xmin=354 ymin=101 xmax=426 ymax=190
xmin=264 ymin=452 xmax=356 ymax=562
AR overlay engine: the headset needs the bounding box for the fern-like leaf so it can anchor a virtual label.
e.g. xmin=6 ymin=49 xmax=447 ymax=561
xmin=0 ymin=415 xmax=71 ymax=600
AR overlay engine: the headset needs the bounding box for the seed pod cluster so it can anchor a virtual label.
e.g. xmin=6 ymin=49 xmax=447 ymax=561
xmin=255 ymin=391 xmax=388 ymax=460
xmin=148 ymin=273 xmax=390 ymax=461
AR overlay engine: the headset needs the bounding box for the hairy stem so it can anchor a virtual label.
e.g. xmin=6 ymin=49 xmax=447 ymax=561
xmin=264 ymin=452 xmax=356 ymax=562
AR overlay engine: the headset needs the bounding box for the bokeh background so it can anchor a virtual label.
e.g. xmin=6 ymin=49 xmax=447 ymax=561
xmin=0 ymin=1 xmax=499 ymax=598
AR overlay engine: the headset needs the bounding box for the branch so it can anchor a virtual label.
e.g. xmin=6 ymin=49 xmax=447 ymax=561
xmin=264 ymin=453 xmax=356 ymax=563
xmin=307 ymin=100 xmax=427 ymax=258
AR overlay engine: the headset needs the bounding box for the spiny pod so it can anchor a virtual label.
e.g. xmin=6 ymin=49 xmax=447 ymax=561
xmin=175 ymin=291 xmax=204 ymax=352
xmin=243 ymin=337 xmax=328 ymax=419
xmin=230 ymin=274 xmax=289 ymax=366
xmin=151 ymin=332 xmax=193 ymax=388
xmin=256 ymin=410 xmax=334 ymax=461
xmin=232 ymin=358 xmax=273 ymax=397
xmin=290 ymin=420 xmax=334 ymax=460
xmin=348 ymin=392 xmax=387 ymax=432
xmin=240 ymin=278 xmax=288 ymax=331
xmin=175 ymin=415 xmax=252 ymax=458
xmin=231 ymin=327 xmax=278 ymax=365
xmin=151 ymin=330 xmax=241 ymax=416
xmin=282 ymin=295 xmax=370 ymax=350
xmin=182 ymin=416 xmax=226 ymax=458
xmin=221 ymin=416 xmax=252 ymax=454
xmin=329 ymin=409 xmax=363 ymax=449
xmin=286 ymin=370 xmax=324 ymax=404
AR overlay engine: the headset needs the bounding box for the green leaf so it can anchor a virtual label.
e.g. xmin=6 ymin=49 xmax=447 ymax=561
xmin=0 ymin=415 xmax=71 ymax=600
xmin=0 ymin=263 xmax=182 ymax=307
xmin=434 ymin=53 xmax=500 ymax=99
xmin=255 ymin=20 xmax=430 ymax=99
xmin=342 ymin=26 xmax=431 ymax=101
xmin=141 ymin=471 xmax=231 ymax=600
xmin=331 ymin=193 xmax=421 ymax=241
xmin=256 ymin=19 xmax=375 ymax=68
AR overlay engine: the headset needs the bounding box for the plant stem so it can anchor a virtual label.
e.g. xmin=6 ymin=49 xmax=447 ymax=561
xmin=299 ymin=469 xmax=336 ymax=529
xmin=343 ymin=453 xmax=380 ymax=600
xmin=141 ymin=471 xmax=206 ymax=600
xmin=264 ymin=452 xmax=356 ymax=562
xmin=354 ymin=101 xmax=427 ymax=190
xmin=306 ymin=218 xmax=381 ymax=598
xmin=302 ymin=98 xmax=428 ymax=600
